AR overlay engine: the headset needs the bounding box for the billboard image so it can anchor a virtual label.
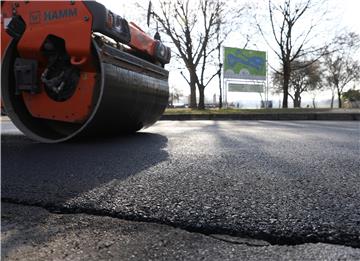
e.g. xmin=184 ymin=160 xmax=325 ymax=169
xmin=224 ymin=47 xmax=266 ymax=80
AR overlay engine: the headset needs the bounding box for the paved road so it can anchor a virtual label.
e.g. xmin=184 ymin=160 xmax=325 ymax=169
xmin=2 ymin=120 xmax=360 ymax=259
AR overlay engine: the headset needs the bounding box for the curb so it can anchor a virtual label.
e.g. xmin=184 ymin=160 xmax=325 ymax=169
xmin=2 ymin=114 xmax=359 ymax=122
xmin=160 ymin=113 xmax=360 ymax=121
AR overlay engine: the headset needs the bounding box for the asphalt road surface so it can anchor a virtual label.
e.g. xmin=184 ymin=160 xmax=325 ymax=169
xmin=2 ymin=120 xmax=360 ymax=260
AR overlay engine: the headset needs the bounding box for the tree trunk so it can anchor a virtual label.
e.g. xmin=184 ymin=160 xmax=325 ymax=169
xmin=330 ymin=93 xmax=334 ymax=109
xmin=338 ymin=89 xmax=342 ymax=108
xmin=293 ymin=99 xmax=301 ymax=108
xmin=282 ymin=64 xmax=290 ymax=108
xmin=219 ymin=92 xmax=222 ymax=109
xmin=282 ymin=85 xmax=289 ymax=108
xmin=198 ymin=86 xmax=205 ymax=110
xmin=190 ymin=85 xmax=197 ymax=108
xmin=218 ymin=69 xmax=222 ymax=109
xmin=218 ymin=90 xmax=222 ymax=109
xmin=293 ymin=92 xmax=301 ymax=108
xmin=189 ymin=71 xmax=197 ymax=109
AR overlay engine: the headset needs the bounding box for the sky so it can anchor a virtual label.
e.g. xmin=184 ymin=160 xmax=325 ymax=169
xmin=98 ymin=0 xmax=360 ymax=107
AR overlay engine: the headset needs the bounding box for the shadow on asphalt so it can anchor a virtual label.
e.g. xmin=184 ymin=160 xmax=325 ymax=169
xmin=1 ymin=132 xmax=169 ymax=257
xmin=204 ymin=121 xmax=359 ymax=247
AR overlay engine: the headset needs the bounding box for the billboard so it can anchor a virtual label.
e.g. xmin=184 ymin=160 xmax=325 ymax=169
xmin=228 ymin=83 xmax=264 ymax=93
xmin=224 ymin=47 xmax=266 ymax=80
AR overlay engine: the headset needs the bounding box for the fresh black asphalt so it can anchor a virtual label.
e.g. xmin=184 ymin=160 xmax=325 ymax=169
xmin=2 ymin=120 xmax=360 ymax=255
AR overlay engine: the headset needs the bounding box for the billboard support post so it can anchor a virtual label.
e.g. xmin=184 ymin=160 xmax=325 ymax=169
xmin=265 ymin=50 xmax=269 ymax=108
xmin=222 ymin=47 xmax=225 ymax=108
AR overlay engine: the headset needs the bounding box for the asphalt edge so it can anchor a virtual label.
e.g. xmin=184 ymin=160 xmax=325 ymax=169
xmin=160 ymin=113 xmax=360 ymax=121
xmin=2 ymin=113 xmax=360 ymax=122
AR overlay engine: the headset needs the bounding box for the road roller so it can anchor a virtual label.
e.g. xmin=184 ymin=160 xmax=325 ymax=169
xmin=1 ymin=1 xmax=171 ymax=143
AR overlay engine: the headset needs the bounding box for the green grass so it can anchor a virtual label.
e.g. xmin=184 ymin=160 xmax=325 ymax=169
xmin=164 ymin=108 xmax=338 ymax=115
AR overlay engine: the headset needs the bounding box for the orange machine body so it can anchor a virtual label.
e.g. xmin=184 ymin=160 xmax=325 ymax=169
xmin=1 ymin=1 xmax=166 ymax=123
xmin=1 ymin=1 xmax=96 ymax=123
xmin=129 ymin=22 xmax=157 ymax=58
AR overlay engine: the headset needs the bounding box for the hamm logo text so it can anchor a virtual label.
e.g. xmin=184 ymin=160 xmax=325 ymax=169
xmin=44 ymin=9 xmax=77 ymax=22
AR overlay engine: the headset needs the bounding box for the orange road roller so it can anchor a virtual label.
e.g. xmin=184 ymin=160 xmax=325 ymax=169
xmin=1 ymin=1 xmax=171 ymax=142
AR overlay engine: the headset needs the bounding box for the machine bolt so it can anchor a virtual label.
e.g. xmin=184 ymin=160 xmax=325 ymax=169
xmin=12 ymin=2 xmax=19 ymax=14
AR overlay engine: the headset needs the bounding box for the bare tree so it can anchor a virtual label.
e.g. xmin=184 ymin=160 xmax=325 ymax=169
xmin=257 ymin=0 xmax=329 ymax=108
xmin=149 ymin=0 xmax=245 ymax=109
xmin=323 ymin=32 xmax=360 ymax=108
xmin=273 ymin=59 xmax=322 ymax=107
xmin=147 ymin=0 xmax=219 ymax=108
xmin=196 ymin=0 xmax=223 ymax=109
xmin=216 ymin=19 xmax=223 ymax=109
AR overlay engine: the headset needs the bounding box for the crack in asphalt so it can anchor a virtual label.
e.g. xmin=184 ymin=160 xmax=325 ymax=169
xmin=208 ymin=234 xmax=270 ymax=247
xmin=3 ymin=198 xmax=359 ymax=249
xmin=1 ymin=198 xmax=269 ymax=248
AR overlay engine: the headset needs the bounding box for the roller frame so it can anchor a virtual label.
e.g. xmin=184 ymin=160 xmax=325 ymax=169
xmin=1 ymin=1 xmax=170 ymax=143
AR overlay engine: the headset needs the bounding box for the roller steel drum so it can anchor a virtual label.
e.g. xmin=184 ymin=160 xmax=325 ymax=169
xmin=1 ymin=39 xmax=169 ymax=143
